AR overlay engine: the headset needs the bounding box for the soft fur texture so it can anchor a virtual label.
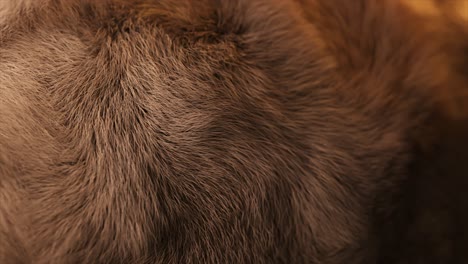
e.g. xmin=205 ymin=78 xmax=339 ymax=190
xmin=0 ymin=0 xmax=466 ymax=263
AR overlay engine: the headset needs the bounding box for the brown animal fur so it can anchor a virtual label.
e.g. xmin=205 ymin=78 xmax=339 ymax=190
xmin=0 ymin=0 xmax=466 ymax=263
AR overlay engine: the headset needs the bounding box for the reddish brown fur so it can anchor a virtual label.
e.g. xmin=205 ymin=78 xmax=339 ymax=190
xmin=0 ymin=0 xmax=466 ymax=263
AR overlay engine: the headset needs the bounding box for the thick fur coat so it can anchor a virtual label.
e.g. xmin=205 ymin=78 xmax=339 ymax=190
xmin=0 ymin=0 xmax=466 ymax=263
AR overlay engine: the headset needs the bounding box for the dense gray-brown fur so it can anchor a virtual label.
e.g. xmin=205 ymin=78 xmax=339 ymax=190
xmin=0 ymin=0 xmax=465 ymax=263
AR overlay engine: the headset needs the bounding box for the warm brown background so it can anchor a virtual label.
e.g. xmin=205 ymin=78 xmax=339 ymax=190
xmin=379 ymin=1 xmax=468 ymax=263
